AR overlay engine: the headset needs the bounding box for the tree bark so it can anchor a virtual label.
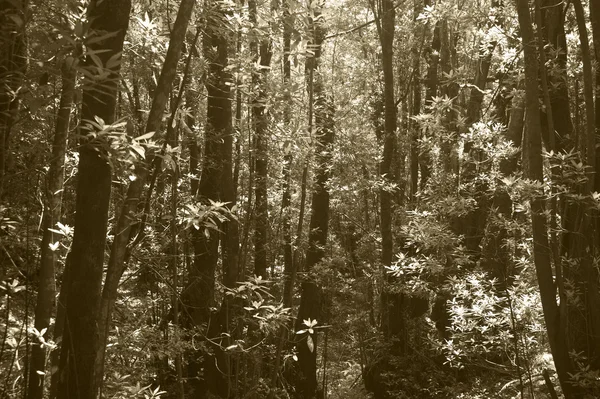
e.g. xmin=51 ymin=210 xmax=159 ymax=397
xmin=56 ymin=2 xmax=131 ymax=397
xmin=572 ymin=0 xmax=596 ymax=189
xmin=27 ymin=49 xmax=77 ymax=399
xmin=94 ymin=0 xmax=195 ymax=392
xmin=516 ymin=0 xmax=579 ymax=396
xmin=271 ymin=2 xmax=295 ymax=392
xmin=250 ymin=0 xmax=273 ymax=279
xmin=0 ymin=0 xmax=27 ymax=199
xmin=294 ymin=2 xmax=333 ymax=396
xmin=184 ymin=0 xmax=232 ymax=395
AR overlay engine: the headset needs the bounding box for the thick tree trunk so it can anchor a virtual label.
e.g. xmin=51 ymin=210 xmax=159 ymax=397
xmin=93 ymin=0 xmax=195 ymax=392
xmin=184 ymin=0 xmax=232 ymax=395
xmin=56 ymin=1 xmax=131 ymax=398
xmin=27 ymin=50 xmax=77 ymax=399
xmin=516 ymin=1 xmax=580 ymax=396
xmin=0 ymin=0 xmax=27 ymax=199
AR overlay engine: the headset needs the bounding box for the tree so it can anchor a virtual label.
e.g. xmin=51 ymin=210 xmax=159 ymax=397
xmin=184 ymin=0 xmax=233 ymax=395
xmin=56 ymin=1 xmax=131 ymax=397
xmin=27 ymin=42 xmax=78 ymax=399
xmin=293 ymin=0 xmax=334 ymax=396
xmin=516 ymin=0 xmax=579 ymax=395
xmin=250 ymin=0 xmax=273 ymax=279
xmin=0 ymin=0 xmax=27 ymax=199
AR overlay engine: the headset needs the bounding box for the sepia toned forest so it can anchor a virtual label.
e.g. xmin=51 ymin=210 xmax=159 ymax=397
xmin=1 ymin=0 xmax=600 ymax=397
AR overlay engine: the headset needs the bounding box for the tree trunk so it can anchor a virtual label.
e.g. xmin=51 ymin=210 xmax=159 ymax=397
xmin=410 ymin=0 xmax=421 ymax=201
xmin=516 ymin=1 xmax=579 ymax=396
xmin=270 ymin=2 xmax=295 ymax=392
xmin=27 ymin=49 xmax=77 ymax=399
xmin=572 ymin=0 xmax=595 ymax=187
xmin=94 ymin=0 xmax=195 ymax=392
xmin=250 ymin=0 xmax=273 ymax=279
xmin=56 ymin=2 xmax=131 ymax=397
xmin=184 ymin=0 xmax=232 ymax=395
xmin=590 ymin=0 xmax=600 ymax=193
xmin=542 ymin=0 xmax=573 ymax=151
xmin=0 ymin=0 xmax=27 ymax=199
xmin=374 ymin=0 xmax=399 ymax=338
xmin=420 ymin=19 xmax=440 ymax=189
xmin=294 ymin=3 xmax=333 ymax=396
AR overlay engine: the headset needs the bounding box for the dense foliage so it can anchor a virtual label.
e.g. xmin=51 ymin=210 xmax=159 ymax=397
xmin=1 ymin=0 xmax=600 ymax=398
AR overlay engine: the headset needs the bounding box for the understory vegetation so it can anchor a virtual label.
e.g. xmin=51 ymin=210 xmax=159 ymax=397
xmin=1 ymin=0 xmax=600 ymax=398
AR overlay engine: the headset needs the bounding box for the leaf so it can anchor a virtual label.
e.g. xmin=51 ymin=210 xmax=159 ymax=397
xmin=49 ymin=242 xmax=60 ymax=251
xmin=307 ymin=335 xmax=314 ymax=353
xmin=130 ymin=143 xmax=146 ymax=159
xmin=136 ymin=131 xmax=155 ymax=141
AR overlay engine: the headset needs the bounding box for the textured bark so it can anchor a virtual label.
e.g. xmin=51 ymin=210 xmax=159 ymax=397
xmin=94 ymin=0 xmax=195 ymax=391
xmin=27 ymin=51 xmax=77 ymax=399
xmin=591 ymin=0 xmax=600 ymax=193
xmin=0 ymin=0 xmax=27 ymax=199
xmin=249 ymin=0 xmax=273 ymax=279
xmin=572 ymin=0 xmax=596 ymax=188
xmin=374 ymin=0 xmax=400 ymax=338
xmin=516 ymin=1 xmax=579 ymax=396
xmin=271 ymin=3 xmax=295 ymax=392
xmin=294 ymin=3 xmax=333 ymax=396
xmin=187 ymin=88 xmax=200 ymax=196
xmin=56 ymin=1 xmax=131 ymax=398
xmin=541 ymin=0 xmax=573 ymax=151
xmin=184 ymin=0 xmax=232 ymax=395
xmin=421 ymin=20 xmax=440 ymax=188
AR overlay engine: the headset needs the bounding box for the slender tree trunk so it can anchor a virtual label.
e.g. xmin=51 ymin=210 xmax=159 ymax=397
xmin=94 ymin=0 xmax=195 ymax=391
xmin=374 ymin=0 xmax=399 ymax=337
xmin=56 ymin=2 xmax=131 ymax=398
xmin=294 ymin=2 xmax=334 ymax=396
xmin=27 ymin=49 xmax=77 ymax=399
xmin=516 ymin=1 xmax=579 ymax=396
xmin=250 ymin=0 xmax=273 ymax=278
xmin=542 ymin=0 xmax=573 ymax=151
xmin=48 ymin=254 xmax=71 ymax=399
xmin=572 ymin=0 xmax=596 ymax=188
xmin=590 ymin=0 xmax=600 ymax=193
xmin=420 ymin=19 xmax=440 ymax=188
xmin=271 ymin=2 xmax=295 ymax=392
xmin=0 ymin=0 xmax=27 ymax=199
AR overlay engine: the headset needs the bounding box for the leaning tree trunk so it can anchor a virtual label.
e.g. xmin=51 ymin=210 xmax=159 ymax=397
xmin=55 ymin=1 xmax=131 ymax=398
xmin=94 ymin=0 xmax=195 ymax=392
xmin=294 ymin=2 xmax=334 ymax=396
xmin=27 ymin=48 xmax=78 ymax=399
xmin=0 ymin=0 xmax=27 ymax=199
xmin=516 ymin=0 xmax=580 ymax=396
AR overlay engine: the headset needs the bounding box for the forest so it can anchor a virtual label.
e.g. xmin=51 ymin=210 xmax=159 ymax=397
xmin=1 ymin=0 xmax=600 ymax=397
